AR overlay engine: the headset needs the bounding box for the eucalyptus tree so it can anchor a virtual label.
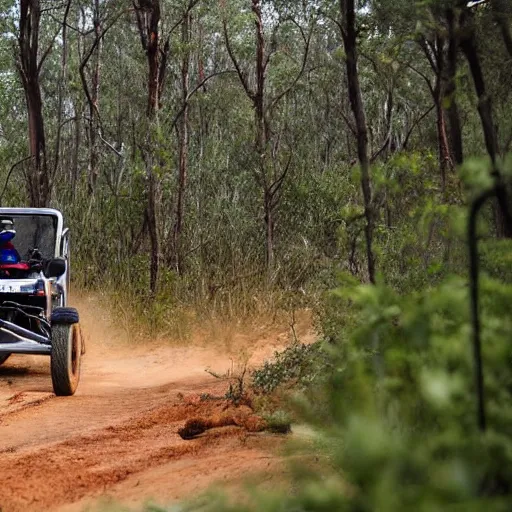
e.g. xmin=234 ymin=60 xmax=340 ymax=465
xmin=220 ymin=0 xmax=315 ymax=277
xmin=336 ymin=0 xmax=375 ymax=283
xmin=133 ymin=0 xmax=169 ymax=295
xmin=77 ymin=0 xmax=124 ymax=195
xmin=17 ymin=0 xmax=50 ymax=207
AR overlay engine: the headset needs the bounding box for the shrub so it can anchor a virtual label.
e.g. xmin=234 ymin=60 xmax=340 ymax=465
xmin=174 ymin=273 xmax=512 ymax=511
xmin=251 ymin=341 xmax=330 ymax=394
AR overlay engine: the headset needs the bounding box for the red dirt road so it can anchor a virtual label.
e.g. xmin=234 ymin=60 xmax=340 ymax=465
xmin=0 ymin=295 xmax=313 ymax=512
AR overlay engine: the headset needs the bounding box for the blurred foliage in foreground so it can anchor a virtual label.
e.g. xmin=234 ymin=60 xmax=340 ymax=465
xmin=163 ymin=247 xmax=512 ymax=511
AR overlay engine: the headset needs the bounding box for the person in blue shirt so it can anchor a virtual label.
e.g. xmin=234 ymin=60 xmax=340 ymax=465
xmin=0 ymin=218 xmax=21 ymax=265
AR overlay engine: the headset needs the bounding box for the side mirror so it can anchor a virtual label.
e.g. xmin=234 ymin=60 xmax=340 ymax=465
xmin=45 ymin=257 xmax=66 ymax=278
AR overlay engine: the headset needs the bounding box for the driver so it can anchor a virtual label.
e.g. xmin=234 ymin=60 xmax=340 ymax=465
xmin=0 ymin=218 xmax=21 ymax=264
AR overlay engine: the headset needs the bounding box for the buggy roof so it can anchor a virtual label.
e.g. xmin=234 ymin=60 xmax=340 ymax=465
xmin=0 ymin=208 xmax=64 ymax=259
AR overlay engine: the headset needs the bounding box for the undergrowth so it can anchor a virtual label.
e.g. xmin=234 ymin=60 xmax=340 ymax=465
xmin=251 ymin=342 xmax=329 ymax=394
xmin=158 ymin=265 xmax=512 ymax=512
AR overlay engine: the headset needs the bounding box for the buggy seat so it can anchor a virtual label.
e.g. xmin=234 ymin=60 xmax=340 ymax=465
xmin=0 ymin=262 xmax=31 ymax=279
xmin=0 ymin=245 xmax=30 ymax=277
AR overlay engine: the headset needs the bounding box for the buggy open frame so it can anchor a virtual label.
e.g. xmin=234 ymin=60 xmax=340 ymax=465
xmin=0 ymin=208 xmax=83 ymax=396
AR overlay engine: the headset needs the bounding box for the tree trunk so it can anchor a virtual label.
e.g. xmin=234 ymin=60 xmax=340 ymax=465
xmin=146 ymin=171 xmax=160 ymax=294
xmin=264 ymin=190 xmax=274 ymax=271
xmin=144 ymin=2 xmax=161 ymax=117
xmin=53 ymin=0 xmax=72 ymax=184
xmin=446 ymin=8 xmax=463 ymax=166
xmin=174 ymin=11 xmax=191 ymax=275
xmin=252 ymin=0 xmax=274 ymax=276
xmin=134 ymin=0 xmax=166 ymax=295
xmin=460 ymin=15 xmax=512 ymax=238
xmin=340 ymin=0 xmax=376 ymax=284
xmin=17 ymin=0 xmax=50 ymax=208
xmin=436 ymin=100 xmax=451 ymax=191
xmin=223 ymin=0 xmax=310 ymax=279
xmin=72 ymin=113 xmax=80 ymax=201
xmin=418 ymin=33 xmax=454 ymax=190
xmin=88 ymin=0 xmax=103 ymax=195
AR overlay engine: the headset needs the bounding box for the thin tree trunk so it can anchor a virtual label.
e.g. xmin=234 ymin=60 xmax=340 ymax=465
xmin=264 ymin=190 xmax=274 ymax=271
xmin=53 ymin=0 xmax=72 ymax=186
xmin=134 ymin=0 xmax=169 ymax=296
xmin=17 ymin=0 xmax=50 ymax=207
xmin=461 ymin=11 xmax=512 ymax=238
xmin=446 ymin=8 xmax=463 ymax=166
xmin=88 ymin=0 xmax=103 ymax=195
xmin=72 ymin=113 xmax=80 ymax=201
xmin=223 ymin=0 xmax=310 ymax=279
xmin=432 ymin=36 xmax=453 ymax=190
xmin=146 ymin=171 xmax=160 ymax=294
xmin=436 ymin=101 xmax=451 ymax=191
xmin=174 ymin=11 xmax=191 ymax=275
xmin=340 ymin=0 xmax=375 ymax=284
xmin=252 ymin=0 xmax=273 ymax=275
xmin=417 ymin=33 xmax=454 ymax=190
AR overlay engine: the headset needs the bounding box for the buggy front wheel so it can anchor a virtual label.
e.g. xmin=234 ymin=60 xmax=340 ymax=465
xmin=51 ymin=323 xmax=81 ymax=396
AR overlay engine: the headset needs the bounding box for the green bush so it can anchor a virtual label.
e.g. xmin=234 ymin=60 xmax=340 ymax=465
xmin=251 ymin=341 xmax=330 ymax=394
xmin=171 ymin=271 xmax=512 ymax=512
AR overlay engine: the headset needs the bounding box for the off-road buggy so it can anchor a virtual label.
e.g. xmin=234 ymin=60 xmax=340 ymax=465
xmin=0 ymin=208 xmax=83 ymax=396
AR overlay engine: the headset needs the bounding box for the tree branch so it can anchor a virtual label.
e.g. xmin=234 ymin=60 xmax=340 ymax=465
xmin=171 ymin=70 xmax=236 ymax=128
xmin=406 ymin=62 xmax=435 ymax=98
xmin=402 ymin=104 xmax=435 ymax=150
xmin=37 ymin=25 xmax=61 ymax=75
xmin=268 ymin=20 xmax=314 ymax=113
xmin=0 ymin=156 xmax=33 ymax=205
xmin=222 ymin=18 xmax=254 ymax=101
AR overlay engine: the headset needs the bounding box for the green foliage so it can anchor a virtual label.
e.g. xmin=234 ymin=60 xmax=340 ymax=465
xmin=263 ymin=409 xmax=292 ymax=434
xmin=251 ymin=341 xmax=329 ymax=394
xmin=1 ymin=0 xmax=498 ymax=329
xmin=480 ymin=240 xmax=512 ymax=283
xmin=170 ymin=272 xmax=512 ymax=511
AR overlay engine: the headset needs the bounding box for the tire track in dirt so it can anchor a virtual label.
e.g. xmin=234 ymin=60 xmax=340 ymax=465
xmin=0 ymin=294 xmax=314 ymax=511
xmin=0 ymin=389 xmax=258 ymax=511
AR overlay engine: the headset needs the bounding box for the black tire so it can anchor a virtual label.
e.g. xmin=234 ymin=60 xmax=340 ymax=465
xmin=51 ymin=307 xmax=79 ymax=324
xmin=51 ymin=323 xmax=81 ymax=396
xmin=0 ymin=354 xmax=10 ymax=366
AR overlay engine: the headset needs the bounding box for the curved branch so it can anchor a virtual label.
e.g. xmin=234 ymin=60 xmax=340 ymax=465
xmin=37 ymin=25 xmax=61 ymax=75
xmin=0 ymin=156 xmax=33 ymax=205
xmin=406 ymin=63 xmax=435 ymax=98
xmin=172 ymin=70 xmax=235 ymax=128
xmin=268 ymin=21 xmax=314 ymax=113
xmin=79 ymin=8 xmax=125 ymax=115
xmin=222 ymin=18 xmax=254 ymax=101
xmin=401 ymin=104 xmax=435 ymax=150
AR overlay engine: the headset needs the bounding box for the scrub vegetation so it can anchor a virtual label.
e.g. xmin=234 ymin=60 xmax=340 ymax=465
xmin=2 ymin=0 xmax=512 ymax=509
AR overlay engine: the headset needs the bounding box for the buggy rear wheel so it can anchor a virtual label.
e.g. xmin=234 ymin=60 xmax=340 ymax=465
xmin=51 ymin=323 xmax=81 ymax=396
xmin=0 ymin=354 xmax=10 ymax=365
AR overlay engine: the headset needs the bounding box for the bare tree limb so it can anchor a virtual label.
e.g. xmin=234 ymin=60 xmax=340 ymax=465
xmin=79 ymin=8 xmax=125 ymax=114
xmin=171 ymin=70 xmax=236 ymax=128
xmin=339 ymin=108 xmax=357 ymax=136
xmin=37 ymin=25 xmax=61 ymax=75
xmin=406 ymin=63 xmax=435 ymax=97
xmin=222 ymin=18 xmax=254 ymax=101
xmin=0 ymin=156 xmax=33 ymax=205
xmin=268 ymin=20 xmax=314 ymax=113
xmin=402 ymin=104 xmax=435 ymax=150
xmin=418 ymin=36 xmax=439 ymax=74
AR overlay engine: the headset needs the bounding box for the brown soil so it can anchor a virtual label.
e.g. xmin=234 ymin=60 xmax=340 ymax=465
xmin=0 ymin=294 xmax=314 ymax=512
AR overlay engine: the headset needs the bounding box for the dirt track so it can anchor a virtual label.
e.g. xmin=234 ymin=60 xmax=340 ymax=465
xmin=0 ymin=295 xmax=313 ymax=511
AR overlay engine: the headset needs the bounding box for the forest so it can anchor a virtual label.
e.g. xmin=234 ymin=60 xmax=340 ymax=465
xmin=2 ymin=0 xmax=512 ymax=509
